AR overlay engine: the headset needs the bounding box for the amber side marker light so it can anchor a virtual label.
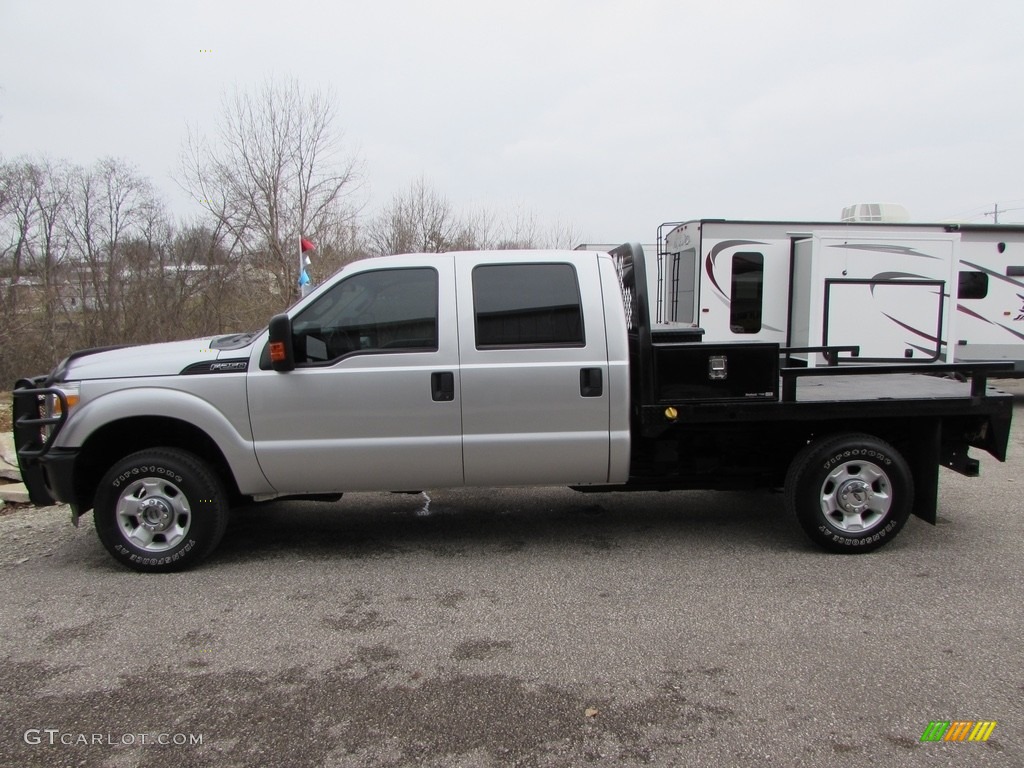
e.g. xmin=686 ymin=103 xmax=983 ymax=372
xmin=54 ymin=394 xmax=80 ymax=415
xmin=269 ymin=342 xmax=287 ymax=362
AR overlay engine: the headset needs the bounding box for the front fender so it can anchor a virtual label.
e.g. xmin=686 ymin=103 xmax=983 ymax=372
xmin=56 ymin=381 xmax=273 ymax=496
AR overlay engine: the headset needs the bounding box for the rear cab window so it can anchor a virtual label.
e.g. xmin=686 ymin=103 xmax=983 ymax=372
xmin=472 ymin=263 xmax=584 ymax=348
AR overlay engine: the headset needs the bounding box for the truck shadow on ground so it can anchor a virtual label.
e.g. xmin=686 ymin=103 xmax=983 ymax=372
xmin=213 ymin=488 xmax=815 ymax=566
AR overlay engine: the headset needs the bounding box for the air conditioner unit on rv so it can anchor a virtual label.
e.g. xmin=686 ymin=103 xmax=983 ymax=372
xmin=840 ymin=203 xmax=911 ymax=223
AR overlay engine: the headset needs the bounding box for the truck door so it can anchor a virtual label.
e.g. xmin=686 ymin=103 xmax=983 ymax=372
xmin=455 ymin=253 xmax=612 ymax=486
xmin=246 ymin=257 xmax=463 ymax=493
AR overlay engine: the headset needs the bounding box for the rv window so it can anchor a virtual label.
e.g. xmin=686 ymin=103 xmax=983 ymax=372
xmin=958 ymin=271 xmax=988 ymax=300
xmin=730 ymin=252 xmax=764 ymax=334
xmin=1007 ymin=266 xmax=1024 ymax=277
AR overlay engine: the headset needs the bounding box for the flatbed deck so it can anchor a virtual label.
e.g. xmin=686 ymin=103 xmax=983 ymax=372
xmin=788 ymin=373 xmax=998 ymax=402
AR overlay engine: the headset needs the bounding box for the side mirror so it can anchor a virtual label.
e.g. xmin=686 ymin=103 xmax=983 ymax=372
xmin=267 ymin=313 xmax=295 ymax=372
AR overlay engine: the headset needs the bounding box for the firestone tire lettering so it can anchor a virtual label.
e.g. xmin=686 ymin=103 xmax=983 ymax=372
xmin=787 ymin=433 xmax=913 ymax=554
xmin=112 ymin=466 xmax=184 ymax=489
xmin=93 ymin=448 xmax=228 ymax=573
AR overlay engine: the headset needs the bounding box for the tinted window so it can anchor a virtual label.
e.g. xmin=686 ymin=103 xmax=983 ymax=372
xmin=958 ymin=271 xmax=988 ymax=300
xmin=473 ymin=263 xmax=584 ymax=348
xmin=730 ymin=252 xmax=764 ymax=333
xmin=291 ymin=268 xmax=438 ymax=363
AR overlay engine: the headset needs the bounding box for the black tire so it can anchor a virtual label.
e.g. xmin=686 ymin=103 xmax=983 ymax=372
xmin=93 ymin=448 xmax=229 ymax=572
xmin=785 ymin=433 xmax=913 ymax=554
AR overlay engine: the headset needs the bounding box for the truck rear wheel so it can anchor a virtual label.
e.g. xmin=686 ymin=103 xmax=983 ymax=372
xmin=785 ymin=433 xmax=913 ymax=553
xmin=93 ymin=448 xmax=229 ymax=572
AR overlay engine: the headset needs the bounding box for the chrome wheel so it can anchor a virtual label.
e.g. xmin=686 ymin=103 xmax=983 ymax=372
xmin=819 ymin=459 xmax=891 ymax=533
xmin=787 ymin=433 xmax=913 ymax=553
xmin=95 ymin=449 xmax=230 ymax=572
xmin=115 ymin=477 xmax=192 ymax=552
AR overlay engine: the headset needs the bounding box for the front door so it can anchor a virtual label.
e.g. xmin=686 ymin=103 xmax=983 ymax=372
xmin=247 ymin=257 xmax=463 ymax=493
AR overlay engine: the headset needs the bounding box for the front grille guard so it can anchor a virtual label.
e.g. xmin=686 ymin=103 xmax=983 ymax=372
xmin=13 ymin=379 xmax=69 ymax=461
xmin=12 ymin=380 xmax=70 ymax=506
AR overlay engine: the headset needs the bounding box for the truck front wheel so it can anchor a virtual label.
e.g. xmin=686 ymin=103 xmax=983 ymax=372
xmin=785 ymin=433 xmax=913 ymax=553
xmin=93 ymin=448 xmax=229 ymax=572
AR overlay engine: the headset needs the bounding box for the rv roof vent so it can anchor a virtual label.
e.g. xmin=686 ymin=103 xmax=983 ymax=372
xmin=840 ymin=203 xmax=910 ymax=223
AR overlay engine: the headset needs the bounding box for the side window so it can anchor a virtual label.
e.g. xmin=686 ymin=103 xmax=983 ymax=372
xmin=291 ymin=268 xmax=438 ymax=363
xmin=958 ymin=271 xmax=988 ymax=300
xmin=473 ymin=263 xmax=584 ymax=348
xmin=730 ymin=252 xmax=764 ymax=333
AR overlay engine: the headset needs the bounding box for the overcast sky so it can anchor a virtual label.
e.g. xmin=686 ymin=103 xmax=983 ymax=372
xmin=3 ymin=0 xmax=1023 ymax=243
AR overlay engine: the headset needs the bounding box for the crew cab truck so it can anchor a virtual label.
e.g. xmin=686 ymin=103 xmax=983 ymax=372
xmin=13 ymin=245 xmax=1014 ymax=572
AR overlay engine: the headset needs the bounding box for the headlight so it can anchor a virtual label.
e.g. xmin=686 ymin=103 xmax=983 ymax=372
xmin=45 ymin=383 xmax=81 ymax=421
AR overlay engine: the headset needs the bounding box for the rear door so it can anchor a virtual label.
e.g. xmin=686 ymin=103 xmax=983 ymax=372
xmin=455 ymin=252 xmax=612 ymax=486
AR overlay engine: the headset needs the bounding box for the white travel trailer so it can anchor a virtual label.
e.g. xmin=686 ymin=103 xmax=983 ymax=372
xmin=657 ymin=219 xmax=1024 ymax=372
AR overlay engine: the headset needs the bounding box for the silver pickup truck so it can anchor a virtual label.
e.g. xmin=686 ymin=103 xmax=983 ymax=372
xmin=13 ymin=245 xmax=1013 ymax=571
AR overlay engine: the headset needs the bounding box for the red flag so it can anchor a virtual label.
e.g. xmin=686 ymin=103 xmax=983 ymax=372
xmin=300 ymin=237 xmax=316 ymax=252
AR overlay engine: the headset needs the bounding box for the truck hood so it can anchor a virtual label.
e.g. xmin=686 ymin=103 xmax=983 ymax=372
xmin=58 ymin=335 xmax=259 ymax=381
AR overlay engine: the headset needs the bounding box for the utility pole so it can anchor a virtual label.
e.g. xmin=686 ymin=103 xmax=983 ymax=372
xmin=979 ymin=202 xmax=1024 ymax=223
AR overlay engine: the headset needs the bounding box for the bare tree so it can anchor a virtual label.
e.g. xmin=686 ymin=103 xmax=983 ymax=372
xmin=63 ymin=158 xmax=161 ymax=345
xmin=490 ymin=204 xmax=543 ymax=250
xmin=365 ymin=177 xmax=463 ymax=255
xmin=366 ymin=178 xmax=583 ymax=255
xmin=0 ymin=158 xmax=77 ymax=379
xmin=537 ymin=217 xmax=584 ymax=250
xmin=484 ymin=204 xmax=583 ymax=250
xmin=0 ymin=160 xmax=36 ymax=314
xmin=26 ymin=159 xmax=73 ymax=345
xmin=0 ymin=151 xmax=315 ymax=386
xmin=0 ymin=159 xmax=36 ymax=379
xmin=178 ymin=78 xmax=362 ymax=305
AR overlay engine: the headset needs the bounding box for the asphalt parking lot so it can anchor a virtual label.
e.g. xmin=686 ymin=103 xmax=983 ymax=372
xmin=1 ymin=383 xmax=1022 ymax=767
